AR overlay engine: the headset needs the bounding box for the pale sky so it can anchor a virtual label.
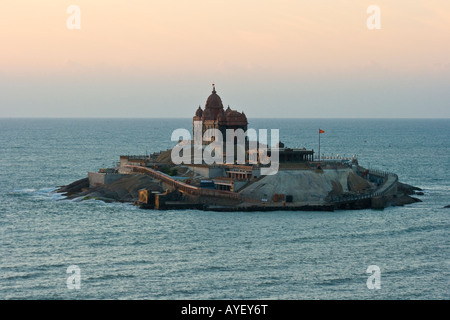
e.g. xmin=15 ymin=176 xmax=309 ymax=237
xmin=0 ymin=0 xmax=449 ymax=118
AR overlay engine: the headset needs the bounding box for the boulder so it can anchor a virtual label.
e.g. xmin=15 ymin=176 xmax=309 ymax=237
xmin=397 ymin=182 xmax=422 ymax=195
xmin=347 ymin=171 xmax=372 ymax=192
xmin=56 ymin=177 xmax=89 ymax=196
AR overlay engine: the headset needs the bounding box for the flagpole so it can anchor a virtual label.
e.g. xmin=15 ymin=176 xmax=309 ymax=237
xmin=318 ymin=129 xmax=320 ymax=162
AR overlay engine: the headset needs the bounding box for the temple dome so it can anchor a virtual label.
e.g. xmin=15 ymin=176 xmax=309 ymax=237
xmin=195 ymin=106 xmax=203 ymax=117
xmin=205 ymin=87 xmax=224 ymax=110
xmin=193 ymin=86 xmax=248 ymax=145
xmin=225 ymin=109 xmax=247 ymax=123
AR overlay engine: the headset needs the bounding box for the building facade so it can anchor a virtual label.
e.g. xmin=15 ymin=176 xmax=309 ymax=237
xmin=193 ymin=85 xmax=248 ymax=144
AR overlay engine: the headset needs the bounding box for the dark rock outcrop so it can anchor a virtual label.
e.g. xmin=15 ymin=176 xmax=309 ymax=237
xmin=397 ymin=182 xmax=423 ymax=195
xmin=57 ymin=174 xmax=163 ymax=202
xmin=390 ymin=195 xmax=422 ymax=206
xmin=56 ymin=177 xmax=89 ymax=196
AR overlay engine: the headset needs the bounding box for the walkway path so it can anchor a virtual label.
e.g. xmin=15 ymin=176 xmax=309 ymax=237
xmin=125 ymin=165 xmax=241 ymax=200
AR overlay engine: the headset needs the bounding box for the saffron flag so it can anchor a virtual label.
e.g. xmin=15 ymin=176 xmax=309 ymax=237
xmin=319 ymin=129 xmax=325 ymax=134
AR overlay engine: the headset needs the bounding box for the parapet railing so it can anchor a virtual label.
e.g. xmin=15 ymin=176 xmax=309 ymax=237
xmin=125 ymin=165 xmax=241 ymax=200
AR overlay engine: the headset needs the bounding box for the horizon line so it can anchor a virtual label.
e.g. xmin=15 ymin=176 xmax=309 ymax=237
xmin=0 ymin=117 xmax=449 ymax=120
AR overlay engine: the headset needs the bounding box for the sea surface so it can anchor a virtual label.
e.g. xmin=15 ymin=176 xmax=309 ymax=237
xmin=0 ymin=118 xmax=449 ymax=300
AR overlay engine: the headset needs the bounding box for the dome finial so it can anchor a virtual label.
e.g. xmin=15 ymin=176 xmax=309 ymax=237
xmin=212 ymin=83 xmax=216 ymax=93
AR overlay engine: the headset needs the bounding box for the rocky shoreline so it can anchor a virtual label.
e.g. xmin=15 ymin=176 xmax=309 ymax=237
xmin=56 ymin=174 xmax=163 ymax=203
xmin=390 ymin=182 xmax=423 ymax=206
xmin=55 ymin=170 xmax=424 ymax=211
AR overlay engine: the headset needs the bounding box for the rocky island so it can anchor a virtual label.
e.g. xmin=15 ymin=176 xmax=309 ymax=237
xmin=56 ymin=87 xmax=423 ymax=211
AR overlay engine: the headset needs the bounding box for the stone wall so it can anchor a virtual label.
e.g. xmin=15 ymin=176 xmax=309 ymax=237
xmin=88 ymin=172 xmax=126 ymax=188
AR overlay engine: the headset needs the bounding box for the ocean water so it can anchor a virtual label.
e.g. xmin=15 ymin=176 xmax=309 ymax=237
xmin=0 ymin=118 xmax=449 ymax=300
